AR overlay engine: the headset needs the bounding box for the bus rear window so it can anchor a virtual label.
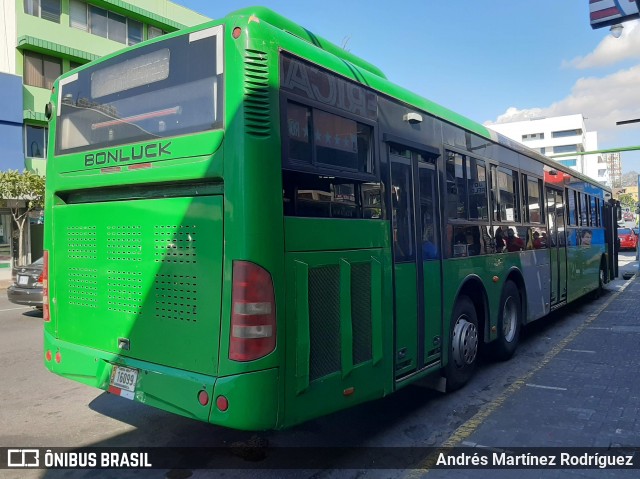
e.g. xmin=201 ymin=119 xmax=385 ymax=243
xmin=56 ymin=26 xmax=223 ymax=155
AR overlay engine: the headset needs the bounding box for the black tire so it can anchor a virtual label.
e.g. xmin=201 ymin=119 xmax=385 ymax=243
xmin=492 ymin=281 xmax=521 ymax=361
xmin=444 ymin=296 xmax=479 ymax=392
xmin=591 ymin=258 xmax=606 ymax=299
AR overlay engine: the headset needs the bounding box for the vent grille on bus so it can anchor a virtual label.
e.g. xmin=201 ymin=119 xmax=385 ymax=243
xmin=351 ymin=263 xmax=373 ymax=365
xmin=107 ymin=225 xmax=143 ymax=262
xmin=306 ymin=261 xmax=374 ymax=382
xmin=67 ymin=267 xmax=98 ymax=308
xmin=154 ymin=274 xmax=198 ymax=322
xmin=107 ymin=270 xmax=143 ymax=315
xmin=154 ymin=225 xmax=197 ymax=264
xmin=66 ymin=226 xmax=97 ymax=260
xmin=244 ymin=49 xmax=271 ymax=137
xmin=308 ymin=265 xmax=341 ymax=381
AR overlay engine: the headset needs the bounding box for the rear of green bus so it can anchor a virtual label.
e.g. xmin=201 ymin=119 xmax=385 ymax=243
xmin=43 ymin=21 xmax=284 ymax=430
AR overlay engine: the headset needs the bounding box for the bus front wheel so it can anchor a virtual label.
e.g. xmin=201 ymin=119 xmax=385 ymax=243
xmin=492 ymin=281 xmax=521 ymax=361
xmin=445 ymin=296 xmax=479 ymax=392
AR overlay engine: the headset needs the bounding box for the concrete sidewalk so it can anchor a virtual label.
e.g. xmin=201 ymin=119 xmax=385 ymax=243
xmin=427 ymin=274 xmax=640 ymax=478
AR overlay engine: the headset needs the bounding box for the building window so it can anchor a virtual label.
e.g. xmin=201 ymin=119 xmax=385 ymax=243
xmin=597 ymin=169 xmax=607 ymax=177
xmin=24 ymin=125 xmax=47 ymax=158
xmin=552 ymin=129 xmax=583 ymax=138
xmin=69 ymin=0 xmax=87 ymax=30
xmin=553 ymin=145 xmax=579 ymax=154
xmin=89 ymin=5 xmax=108 ymax=38
xmin=557 ymin=159 xmax=577 ymax=167
xmin=108 ymin=11 xmax=127 ymax=44
xmin=23 ymin=51 xmax=61 ymax=89
xmin=70 ymin=0 xmax=147 ymax=45
xmin=522 ymin=133 xmax=544 ymax=141
xmin=24 ymin=0 xmax=61 ymax=23
xmin=538 ymin=147 xmax=546 ymax=155
xmin=128 ymin=20 xmax=143 ymax=45
xmin=148 ymin=26 xmax=165 ymax=39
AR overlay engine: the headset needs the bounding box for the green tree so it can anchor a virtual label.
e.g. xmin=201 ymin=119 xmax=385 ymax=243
xmin=0 ymin=170 xmax=45 ymax=266
xmin=618 ymin=192 xmax=635 ymax=209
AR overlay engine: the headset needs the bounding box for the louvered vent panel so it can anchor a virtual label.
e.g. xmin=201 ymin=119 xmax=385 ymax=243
xmin=351 ymin=263 xmax=373 ymax=365
xmin=308 ymin=265 xmax=341 ymax=381
xmin=244 ymin=49 xmax=271 ymax=137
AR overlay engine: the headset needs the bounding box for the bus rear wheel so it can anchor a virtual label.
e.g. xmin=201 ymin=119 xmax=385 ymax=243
xmin=492 ymin=281 xmax=521 ymax=361
xmin=592 ymin=258 xmax=607 ymax=299
xmin=445 ymin=296 xmax=479 ymax=392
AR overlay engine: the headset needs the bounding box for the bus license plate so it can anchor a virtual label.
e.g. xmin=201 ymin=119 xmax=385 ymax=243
xmin=18 ymin=275 xmax=29 ymax=285
xmin=110 ymin=366 xmax=138 ymax=392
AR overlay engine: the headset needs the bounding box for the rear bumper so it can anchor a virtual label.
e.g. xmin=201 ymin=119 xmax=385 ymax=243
xmin=43 ymin=331 xmax=279 ymax=430
xmin=7 ymin=285 xmax=43 ymax=307
xmin=619 ymin=240 xmax=636 ymax=249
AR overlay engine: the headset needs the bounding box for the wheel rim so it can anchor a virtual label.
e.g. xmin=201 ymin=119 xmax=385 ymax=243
xmin=502 ymin=296 xmax=518 ymax=343
xmin=451 ymin=315 xmax=478 ymax=368
xmin=599 ymin=267 xmax=605 ymax=288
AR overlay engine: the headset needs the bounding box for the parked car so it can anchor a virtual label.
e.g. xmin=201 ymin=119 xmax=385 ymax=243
xmin=7 ymin=257 xmax=43 ymax=309
xmin=617 ymin=228 xmax=638 ymax=250
xmin=623 ymin=212 xmax=634 ymax=221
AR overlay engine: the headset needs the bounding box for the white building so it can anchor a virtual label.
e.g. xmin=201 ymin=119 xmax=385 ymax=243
xmin=487 ymin=114 xmax=610 ymax=186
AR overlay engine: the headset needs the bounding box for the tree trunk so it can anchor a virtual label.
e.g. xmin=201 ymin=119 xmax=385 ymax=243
xmin=11 ymin=210 xmax=28 ymax=266
xmin=17 ymin=216 xmax=25 ymax=267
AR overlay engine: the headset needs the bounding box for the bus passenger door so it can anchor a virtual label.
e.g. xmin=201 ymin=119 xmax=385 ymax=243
xmin=546 ymin=187 xmax=567 ymax=306
xmin=390 ymin=145 xmax=442 ymax=379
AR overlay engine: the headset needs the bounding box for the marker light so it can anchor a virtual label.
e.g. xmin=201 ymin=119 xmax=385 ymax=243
xmin=216 ymin=395 xmax=229 ymax=412
xmin=232 ymin=27 xmax=242 ymax=39
xmin=129 ymin=162 xmax=152 ymax=170
xmin=198 ymin=390 xmax=210 ymax=406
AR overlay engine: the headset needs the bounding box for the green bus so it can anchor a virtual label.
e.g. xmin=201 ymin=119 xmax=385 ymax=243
xmin=43 ymin=7 xmax=619 ymax=431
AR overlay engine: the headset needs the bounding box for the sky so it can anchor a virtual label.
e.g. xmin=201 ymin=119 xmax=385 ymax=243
xmin=177 ymin=0 xmax=640 ymax=173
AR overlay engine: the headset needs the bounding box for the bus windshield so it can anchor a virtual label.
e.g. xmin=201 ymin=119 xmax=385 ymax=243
xmin=56 ymin=26 xmax=223 ymax=155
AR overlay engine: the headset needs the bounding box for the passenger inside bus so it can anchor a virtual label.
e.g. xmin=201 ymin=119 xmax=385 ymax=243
xmin=505 ymin=228 xmax=525 ymax=252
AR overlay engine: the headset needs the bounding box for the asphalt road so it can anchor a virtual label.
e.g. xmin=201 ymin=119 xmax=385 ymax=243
xmin=0 ymin=252 xmax=637 ymax=479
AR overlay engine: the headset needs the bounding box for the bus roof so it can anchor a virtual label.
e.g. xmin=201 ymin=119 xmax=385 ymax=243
xmin=229 ymin=6 xmax=387 ymax=79
xmin=227 ymin=8 xmax=608 ymax=192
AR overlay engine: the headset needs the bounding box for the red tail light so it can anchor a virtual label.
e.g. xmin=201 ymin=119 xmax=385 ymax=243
xmin=229 ymin=261 xmax=276 ymax=361
xmin=43 ymin=250 xmax=50 ymax=322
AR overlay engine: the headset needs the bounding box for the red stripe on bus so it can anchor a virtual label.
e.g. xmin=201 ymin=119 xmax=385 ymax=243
xmin=591 ymin=7 xmax=622 ymax=20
